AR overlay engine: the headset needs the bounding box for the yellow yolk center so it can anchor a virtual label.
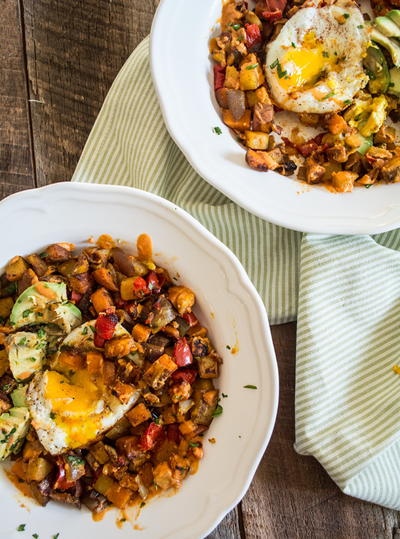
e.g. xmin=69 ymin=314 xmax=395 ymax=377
xmin=44 ymin=370 xmax=103 ymax=447
xmin=277 ymin=32 xmax=336 ymax=92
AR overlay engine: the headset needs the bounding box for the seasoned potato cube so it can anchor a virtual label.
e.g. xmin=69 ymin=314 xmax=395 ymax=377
xmin=126 ymin=403 xmax=151 ymax=427
xmin=197 ymin=354 xmax=220 ymax=379
xmin=5 ymin=256 xmax=28 ymax=281
xmin=222 ymin=109 xmax=251 ymax=131
xmin=104 ymin=335 xmax=134 ymax=358
xmin=132 ymin=323 xmax=151 ymax=343
xmin=255 ymin=86 xmax=272 ymax=104
xmin=26 ymin=457 xmax=52 ymax=482
xmin=143 ymin=354 xmax=177 ymax=390
xmin=91 ymin=442 xmax=111 ymax=464
xmin=91 ymin=287 xmax=114 ymax=314
xmin=246 ymin=91 xmax=258 ymax=108
xmin=153 ymin=461 xmax=174 ymax=490
xmin=168 ymin=286 xmax=195 ymax=315
xmin=245 ymin=131 xmax=269 ymax=150
xmin=224 ymin=65 xmax=240 ymax=89
xmin=86 ymin=351 xmax=104 ymax=375
xmin=326 ymin=113 xmax=349 ymax=135
xmin=112 ymin=380 xmax=136 ymax=404
xmin=331 ymin=171 xmax=358 ymax=193
xmin=215 ymin=87 xmax=229 ymax=108
xmin=240 ymin=56 xmax=264 ymax=91
xmin=92 ymin=268 xmax=118 ymax=291
xmin=0 ymin=298 xmax=14 ymax=319
xmin=0 ymin=350 xmax=9 ymax=377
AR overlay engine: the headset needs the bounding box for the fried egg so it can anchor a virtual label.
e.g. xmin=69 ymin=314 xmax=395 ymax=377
xmin=27 ymin=320 xmax=140 ymax=455
xmin=265 ymin=4 xmax=369 ymax=113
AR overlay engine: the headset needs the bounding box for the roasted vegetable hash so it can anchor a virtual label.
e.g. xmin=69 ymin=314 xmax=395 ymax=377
xmin=210 ymin=0 xmax=400 ymax=192
xmin=0 ymin=234 xmax=221 ymax=515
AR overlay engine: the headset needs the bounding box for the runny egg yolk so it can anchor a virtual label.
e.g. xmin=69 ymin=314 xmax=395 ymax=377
xmin=277 ymin=32 xmax=336 ymax=92
xmin=44 ymin=370 xmax=103 ymax=447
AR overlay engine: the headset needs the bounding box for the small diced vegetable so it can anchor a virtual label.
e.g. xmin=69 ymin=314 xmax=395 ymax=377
xmin=105 ymin=417 xmax=130 ymax=440
xmin=112 ymin=381 xmax=136 ymax=404
xmin=0 ymin=298 xmax=14 ymax=319
xmin=153 ymin=461 xmax=174 ymax=490
xmin=215 ymin=87 xmax=230 ymax=108
xmin=137 ymin=233 xmax=153 ymax=262
xmin=90 ymin=441 xmax=110 ymax=464
xmin=222 ymin=109 xmax=251 ymax=131
xmin=86 ymin=351 xmax=104 ymax=376
xmin=126 ymin=403 xmax=151 ymax=427
xmin=224 ymin=65 xmax=240 ymax=89
xmin=104 ymin=335 xmax=134 ymax=358
xmin=92 ymin=268 xmax=118 ymax=291
xmin=45 ymin=243 xmax=74 ymax=262
xmin=143 ymin=354 xmax=178 ymax=390
xmin=138 ymin=422 xmax=164 ymax=451
xmin=91 ymin=287 xmax=114 ymax=314
xmin=331 ymin=171 xmax=358 ymax=193
xmin=26 ymin=457 xmax=53 ymax=482
xmin=5 ymin=257 xmax=28 ymax=282
xmin=197 ymin=354 xmax=220 ymax=378
xmin=245 ymin=130 xmax=269 ymax=150
xmin=173 ymin=338 xmax=193 ymax=367
xmin=168 ymin=286 xmax=195 ymax=316
xmin=96 ymin=234 xmax=115 ymax=249
xmin=227 ymin=89 xmax=246 ymax=121
xmin=132 ymin=323 xmax=151 ymax=343
xmin=106 ymin=484 xmax=132 ymax=509
xmin=25 ymin=254 xmax=48 ymax=277
xmin=94 ymin=473 xmax=115 ymax=495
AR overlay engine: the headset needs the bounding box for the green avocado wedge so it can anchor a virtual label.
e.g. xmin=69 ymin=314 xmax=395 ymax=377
xmin=0 ymin=407 xmax=30 ymax=461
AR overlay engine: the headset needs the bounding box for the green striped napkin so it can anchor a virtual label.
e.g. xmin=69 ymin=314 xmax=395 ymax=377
xmin=72 ymin=37 xmax=400 ymax=509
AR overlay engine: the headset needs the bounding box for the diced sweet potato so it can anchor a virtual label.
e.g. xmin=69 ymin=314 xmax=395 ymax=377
xmin=143 ymin=354 xmax=178 ymax=390
xmin=58 ymin=350 xmax=85 ymax=371
xmin=306 ymin=163 xmax=325 ymax=184
xmin=167 ymin=286 xmax=195 ymax=315
xmin=0 ymin=350 xmax=9 ymax=377
xmin=0 ymin=298 xmax=13 ymax=319
xmin=178 ymin=420 xmax=197 ymax=436
xmin=255 ymin=86 xmax=272 ymax=104
xmin=331 ymin=171 xmax=358 ymax=192
xmin=132 ymin=323 xmax=151 ymax=343
xmin=245 ymin=130 xmax=269 ymax=150
xmin=112 ymin=380 xmax=136 ymax=404
xmin=326 ymin=113 xmax=349 ymax=135
xmin=104 ymin=335 xmax=134 ymax=358
xmin=246 ymin=148 xmax=281 ymax=171
xmin=224 ymin=65 xmax=240 ymax=89
xmin=103 ymin=361 xmax=116 ymax=384
xmin=26 ymin=254 xmax=48 ymax=277
xmin=91 ymin=287 xmax=114 ymax=314
xmin=153 ymin=461 xmax=174 ymax=490
xmin=253 ymin=102 xmax=274 ymax=131
xmin=86 ymin=351 xmax=104 ymax=376
xmin=126 ymin=403 xmax=151 ymax=427
xmin=222 ymin=108 xmax=251 ymax=131
xmin=69 ymin=272 xmax=91 ymax=294
xmin=5 ymin=256 xmax=28 ymax=281
xmin=137 ymin=233 xmax=153 ymax=261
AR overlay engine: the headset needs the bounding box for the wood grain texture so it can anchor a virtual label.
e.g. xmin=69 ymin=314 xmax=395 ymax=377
xmin=22 ymin=0 xmax=159 ymax=186
xmin=0 ymin=0 xmax=35 ymax=199
xmin=241 ymin=323 xmax=400 ymax=539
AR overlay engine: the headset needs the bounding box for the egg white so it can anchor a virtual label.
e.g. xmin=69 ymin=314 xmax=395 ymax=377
xmin=265 ymin=4 xmax=369 ymax=113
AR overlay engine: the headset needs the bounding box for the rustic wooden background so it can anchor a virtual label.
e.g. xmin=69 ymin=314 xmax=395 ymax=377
xmin=1 ymin=0 xmax=399 ymax=537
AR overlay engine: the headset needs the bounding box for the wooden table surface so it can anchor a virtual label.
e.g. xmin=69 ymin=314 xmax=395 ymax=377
xmin=2 ymin=1 xmax=399 ymax=537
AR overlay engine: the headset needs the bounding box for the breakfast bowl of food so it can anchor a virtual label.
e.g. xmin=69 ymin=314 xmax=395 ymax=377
xmin=151 ymin=0 xmax=400 ymax=234
xmin=0 ymin=182 xmax=278 ymax=539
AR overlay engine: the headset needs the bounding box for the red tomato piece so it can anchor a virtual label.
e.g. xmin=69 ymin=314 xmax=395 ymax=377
xmin=146 ymin=271 xmax=161 ymax=293
xmin=245 ymin=23 xmax=262 ymax=48
xmin=53 ymin=458 xmax=75 ymax=491
xmin=171 ymin=367 xmax=197 ymax=385
xmin=133 ymin=276 xmax=149 ymax=293
xmin=261 ymin=9 xmax=282 ymax=21
xmin=95 ymin=311 xmax=118 ymax=341
xmin=214 ymin=64 xmax=226 ymax=91
xmin=173 ymin=337 xmax=193 ymax=367
xmin=138 ymin=422 xmax=164 ymax=451
xmin=183 ymin=312 xmax=198 ymax=328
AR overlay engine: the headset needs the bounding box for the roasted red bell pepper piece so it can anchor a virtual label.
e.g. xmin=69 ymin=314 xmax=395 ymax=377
xmin=94 ymin=311 xmax=118 ymax=347
xmin=167 ymin=423 xmax=181 ymax=445
xmin=146 ymin=271 xmax=161 ymax=293
xmin=138 ymin=422 xmax=164 ymax=451
xmin=214 ymin=64 xmax=226 ymax=91
xmin=171 ymin=367 xmax=197 ymax=385
xmin=174 ymin=337 xmax=193 ymax=367
xmin=53 ymin=457 xmax=75 ymax=491
xmin=261 ymin=9 xmax=282 ymax=21
xmin=183 ymin=312 xmax=198 ymax=328
xmin=245 ymin=23 xmax=262 ymax=48
xmin=133 ymin=276 xmax=149 ymax=295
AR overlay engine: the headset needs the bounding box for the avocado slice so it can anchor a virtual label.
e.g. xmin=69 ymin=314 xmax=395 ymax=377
xmin=46 ymin=302 xmax=82 ymax=334
xmin=7 ymin=331 xmax=47 ymax=382
xmin=61 ymin=320 xmax=130 ymax=348
xmin=389 ymin=66 xmax=400 ymax=97
xmin=363 ymin=46 xmax=390 ymax=94
xmin=375 ymin=16 xmax=400 ymax=38
xmin=10 ymin=282 xmax=67 ymax=328
xmin=387 ymin=10 xmax=400 ymax=28
xmin=11 ymin=385 xmax=28 ymax=407
xmin=0 ymin=407 xmax=30 ymax=460
xmin=371 ymin=28 xmax=400 ymax=67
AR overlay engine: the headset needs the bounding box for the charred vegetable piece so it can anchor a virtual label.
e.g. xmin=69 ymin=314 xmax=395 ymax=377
xmin=143 ymin=354 xmax=178 ymax=390
xmin=173 ymin=338 xmax=193 ymax=367
xmin=148 ymin=297 xmax=176 ymax=330
xmin=138 ymin=422 xmax=164 ymax=451
xmin=5 ymin=256 xmax=28 ymax=282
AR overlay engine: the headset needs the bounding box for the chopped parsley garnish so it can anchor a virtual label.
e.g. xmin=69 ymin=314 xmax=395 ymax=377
xmin=274 ymin=59 xmax=287 ymax=78
xmin=231 ymin=23 xmax=242 ymax=30
xmin=357 ymin=24 xmax=364 ymax=28
xmin=189 ymin=442 xmax=200 ymax=447
xmin=270 ymin=59 xmax=279 ymax=69
xmin=222 ymin=393 xmax=228 ymax=398
xmin=1 ymin=427 xmax=17 ymax=444
xmin=32 ymin=534 xmax=39 ymax=538
xmin=226 ymin=345 xmax=231 ymax=350
xmin=153 ymin=417 xmax=160 ymax=425
xmin=18 ymin=337 xmax=27 ymax=346
xmin=68 ymin=370 xmax=75 ymax=376
xmin=389 ymin=82 xmax=395 ymax=87
xmin=365 ymin=184 xmax=372 ymax=188
xmin=291 ymin=42 xmax=296 ymax=48
xmin=50 ymin=412 xmax=57 ymax=419
xmin=22 ymin=309 xmax=33 ymax=318
xmin=28 ymin=357 xmax=37 ymax=362
xmin=53 ymin=534 xmax=60 ymax=539
xmin=39 ymin=252 xmax=48 ymax=259
xmin=82 ymin=326 xmax=88 ymax=335
xmin=213 ymin=126 xmax=222 ymax=135
xmin=322 ymin=51 xmax=329 ymax=58
xmin=89 ymin=325 xmax=96 ymax=334
xmin=212 ymin=404 xmax=223 ymax=417
xmin=321 ymin=91 xmax=335 ymax=101
xmin=245 ymin=63 xmax=259 ymax=70
xmin=344 ymin=99 xmax=352 ymax=105
xmin=244 ymin=384 xmax=258 ymax=389
xmin=37 ymin=328 xmax=46 ymax=338
xmin=66 ymin=455 xmax=85 ymax=466
xmin=344 ymin=13 xmax=350 ymax=18
xmin=17 ymin=524 xmax=26 ymax=532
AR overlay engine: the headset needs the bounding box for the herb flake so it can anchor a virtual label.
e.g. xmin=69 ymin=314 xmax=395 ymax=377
xmin=213 ymin=126 xmax=222 ymax=135
xmin=17 ymin=524 xmax=26 ymax=532
xmin=245 ymin=63 xmax=259 ymax=70
xmin=212 ymin=404 xmax=223 ymax=417
xmin=244 ymin=384 xmax=258 ymax=389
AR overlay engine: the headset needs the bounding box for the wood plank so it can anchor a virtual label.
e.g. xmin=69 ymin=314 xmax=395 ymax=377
xmin=208 ymin=507 xmax=243 ymax=539
xmin=0 ymin=0 xmax=35 ymax=199
xmin=241 ymin=323 xmax=399 ymax=539
xmin=22 ymin=0 xmax=159 ymax=186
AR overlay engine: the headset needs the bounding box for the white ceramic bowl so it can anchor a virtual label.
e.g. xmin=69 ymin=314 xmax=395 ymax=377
xmin=0 ymin=183 xmax=278 ymax=539
xmin=150 ymin=0 xmax=400 ymax=235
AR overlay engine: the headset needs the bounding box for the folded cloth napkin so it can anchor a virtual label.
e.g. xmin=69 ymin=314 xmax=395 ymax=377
xmin=72 ymin=36 xmax=400 ymax=509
